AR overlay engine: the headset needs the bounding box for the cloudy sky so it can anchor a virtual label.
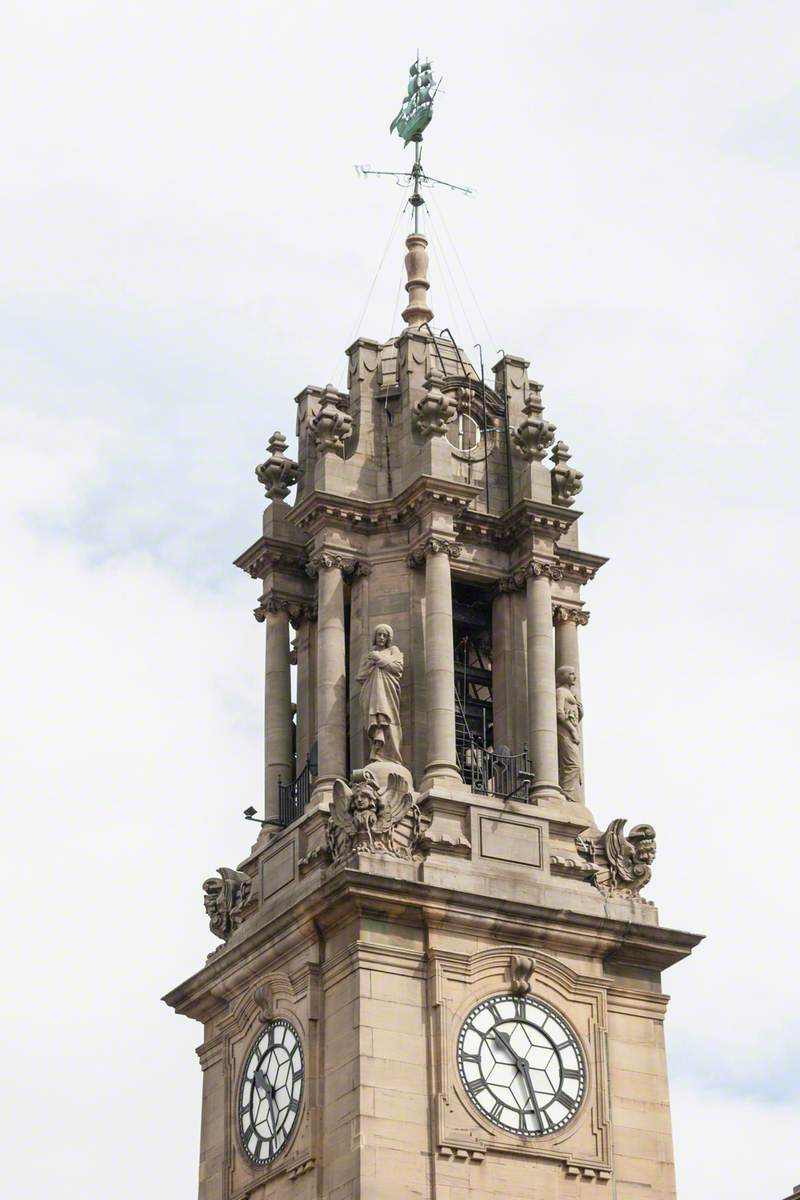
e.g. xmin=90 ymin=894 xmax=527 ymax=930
xmin=2 ymin=2 xmax=798 ymax=1196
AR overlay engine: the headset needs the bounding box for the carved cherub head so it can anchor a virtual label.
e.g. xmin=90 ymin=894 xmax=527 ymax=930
xmin=373 ymin=624 xmax=393 ymax=648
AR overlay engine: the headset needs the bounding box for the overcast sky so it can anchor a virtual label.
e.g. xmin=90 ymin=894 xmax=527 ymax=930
xmin=2 ymin=3 xmax=799 ymax=1197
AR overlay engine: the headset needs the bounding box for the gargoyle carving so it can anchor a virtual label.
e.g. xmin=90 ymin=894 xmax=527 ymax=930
xmin=578 ymin=819 xmax=656 ymax=899
xmin=202 ymin=867 xmax=253 ymax=941
xmin=327 ymin=768 xmax=421 ymax=861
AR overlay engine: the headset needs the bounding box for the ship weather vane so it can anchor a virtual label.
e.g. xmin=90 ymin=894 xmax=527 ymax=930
xmin=355 ymin=55 xmax=474 ymax=232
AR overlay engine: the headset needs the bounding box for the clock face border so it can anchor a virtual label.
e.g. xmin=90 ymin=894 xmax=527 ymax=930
xmin=456 ymin=993 xmax=587 ymax=1138
xmin=237 ymin=1018 xmax=305 ymax=1168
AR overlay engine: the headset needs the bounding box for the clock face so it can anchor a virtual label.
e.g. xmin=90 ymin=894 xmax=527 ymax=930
xmin=457 ymin=994 xmax=586 ymax=1136
xmin=238 ymin=1019 xmax=304 ymax=1167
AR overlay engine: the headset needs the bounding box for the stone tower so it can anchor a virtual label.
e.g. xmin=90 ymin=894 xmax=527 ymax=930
xmin=165 ymin=231 xmax=701 ymax=1200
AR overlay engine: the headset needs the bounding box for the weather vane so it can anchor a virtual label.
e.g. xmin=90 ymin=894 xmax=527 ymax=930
xmin=356 ymin=55 xmax=474 ymax=232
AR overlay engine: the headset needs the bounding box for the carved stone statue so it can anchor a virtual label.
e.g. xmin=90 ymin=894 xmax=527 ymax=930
xmin=327 ymin=768 xmax=420 ymax=861
xmin=357 ymin=624 xmax=404 ymax=764
xmin=202 ymin=867 xmax=252 ymax=942
xmin=556 ymin=665 xmax=583 ymax=802
xmin=578 ymin=819 xmax=657 ymax=899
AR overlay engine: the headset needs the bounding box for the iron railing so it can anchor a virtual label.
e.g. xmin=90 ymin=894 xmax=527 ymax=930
xmin=277 ymin=748 xmax=317 ymax=828
xmin=455 ymin=691 xmax=533 ymax=800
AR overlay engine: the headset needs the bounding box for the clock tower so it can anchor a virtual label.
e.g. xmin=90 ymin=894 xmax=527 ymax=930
xmin=164 ymin=60 xmax=701 ymax=1200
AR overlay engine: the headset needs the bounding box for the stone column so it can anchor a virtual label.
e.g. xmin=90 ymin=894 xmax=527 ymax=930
xmin=415 ymin=538 xmax=462 ymax=787
xmin=294 ymin=605 xmax=317 ymax=771
xmin=313 ymin=555 xmax=348 ymax=800
xmin=491 ymin=585 xmax=514 ymax=751
xmin=261 ymin=600 xmax=293 ymax=826
xmin=525 ymin=562 xmax=562 ymax=798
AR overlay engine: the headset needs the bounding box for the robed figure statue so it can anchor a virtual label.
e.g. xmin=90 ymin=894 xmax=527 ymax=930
xmin=357 ymin=624 xmax=404 ymax=764
xmin=556 ymin=664 xmax=583 ymax=802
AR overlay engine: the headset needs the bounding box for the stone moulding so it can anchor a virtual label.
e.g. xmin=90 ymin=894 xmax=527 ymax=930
xmin=253 ymin=593 xmax=317 ymax=626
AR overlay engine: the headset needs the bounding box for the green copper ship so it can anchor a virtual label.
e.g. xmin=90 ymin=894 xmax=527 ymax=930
xmin=390 ymin=57 xmax=437 ymax=145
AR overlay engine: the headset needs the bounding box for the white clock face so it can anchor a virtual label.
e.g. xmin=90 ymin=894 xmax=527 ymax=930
xmin=238 ymin=1019 xmax=304 ymax=1166
xmin=457 ymin=994 xmax=586 ymax=1136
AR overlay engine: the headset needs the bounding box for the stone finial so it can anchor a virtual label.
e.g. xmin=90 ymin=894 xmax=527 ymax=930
xmin=255 ymin=432 xmax=300 ymax=500
xmin=550 ymin=441 xmax=584 ymax=506
xmin=310 ymin=385 xmax=353 ymax=454
xmin=511 ymin=381 xmax=556 ymax=462
xmin=402 ymin=232 xmax=434 ymax=328
xmin=413 ymin=377 xmax=457 ymax=437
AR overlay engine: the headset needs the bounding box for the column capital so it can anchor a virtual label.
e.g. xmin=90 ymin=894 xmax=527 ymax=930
xmin=255 ymin=593 xmax=318 ymax=626
xmin=407 ymin=537 xmax=464 ymax=570
xmin=553 ymin=604 xmax=590 ymax=627
xmin=305 ymin=552 xmax=372 ymax=579
xmin=500 ymin=558 xmax=564 ymax=591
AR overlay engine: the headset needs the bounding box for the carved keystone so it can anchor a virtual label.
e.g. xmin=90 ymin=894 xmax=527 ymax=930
xmin=509 ymin=954 xmax=535 ymax=996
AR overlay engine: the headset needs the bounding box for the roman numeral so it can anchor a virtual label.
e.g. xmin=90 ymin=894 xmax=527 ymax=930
xmin=487 ymin=1002 xmax=502 ymax=1023
xmin=490 ymin=1100 xmax=505 ymax=1121
xmin=562 ymin=1068 xmax=581 ymax=1080
xmin=553 ymin=1090 xmax=574 ymax=1109
xmin=513 ymin=998 xmax=527 ymax=1020
xmin=467 ymin=1078 xmax=486 ymax=1097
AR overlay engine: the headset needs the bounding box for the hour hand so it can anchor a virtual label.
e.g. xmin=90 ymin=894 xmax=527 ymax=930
xmin=493 ymin=1029 xmax=522 ymax=1065
xmin=253 ymin=1068 xmax=271 ymax=1098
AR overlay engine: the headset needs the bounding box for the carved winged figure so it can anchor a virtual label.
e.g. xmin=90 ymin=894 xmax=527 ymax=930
xmin=202 ymin=867 xmax=252 ymax=941
xmin=327 ymin=768 xmax=418 ymax=861
xmin=591 ymin=819 xmax=657 ymax=898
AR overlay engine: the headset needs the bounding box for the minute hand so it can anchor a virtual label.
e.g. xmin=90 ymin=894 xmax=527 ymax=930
xmin=493 ymin=1029 xmax=544 ymax=1129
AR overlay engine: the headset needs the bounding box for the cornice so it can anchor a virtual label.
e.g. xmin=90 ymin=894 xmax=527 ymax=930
xmin=233 ymin=535 xmax=308 ymax=580
xmin=555 ymin=547 xmax=609 ymax=583
xmin=163 ymin=864 xmax=702 ymax=1023
xmin=288 ymin=476 xmax=480 ymax=536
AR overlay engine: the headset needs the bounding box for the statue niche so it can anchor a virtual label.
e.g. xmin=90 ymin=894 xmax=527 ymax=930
xmin=357 ymin=623 xmax=404 ymax=765
xmin=556 ymin=665 xmax=583 ymax=802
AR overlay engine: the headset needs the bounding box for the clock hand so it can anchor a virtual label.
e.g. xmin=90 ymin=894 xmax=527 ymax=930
xmin=253 ymin=1068 xmax=270 ymax=1099
xmin=492 ymin=1030 xmax=544 ymax=1129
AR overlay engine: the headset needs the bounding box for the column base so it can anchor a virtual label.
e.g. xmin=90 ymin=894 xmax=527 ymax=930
xmin=419 ymin=762 xmax=463 ymax=793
